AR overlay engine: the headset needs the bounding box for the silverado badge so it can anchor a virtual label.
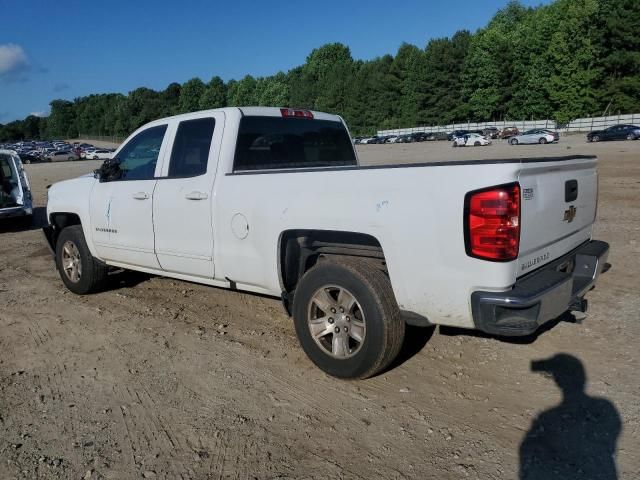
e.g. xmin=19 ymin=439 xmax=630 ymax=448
xmin=563 ymin=205 xmax=577 ymax=223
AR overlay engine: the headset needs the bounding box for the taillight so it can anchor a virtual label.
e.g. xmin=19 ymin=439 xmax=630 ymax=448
xmin=280 ymin=108 xmax=314 ymax=119
xmin=464 ymin=183 xmax=520 ymax=261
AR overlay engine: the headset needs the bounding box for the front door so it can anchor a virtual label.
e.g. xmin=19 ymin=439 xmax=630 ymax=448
xmin=90 ymin=124 xmax=170 ymax=269
xmin=152 ymin=113 xmax=223 ymax=278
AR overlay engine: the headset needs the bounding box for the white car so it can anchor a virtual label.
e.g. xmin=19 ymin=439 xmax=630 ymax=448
xmin=89 ymin=149 xmax=113 ymax=160
xmin=0 ymin=150 xmax=33 ymax=221
xmin=44 ymin=107 xmax=608 ymax=379
xmin=509 ymin=130 xmax=558 ymax=145
xmin=452 ymin=133 xmax=492 ymax=147
xmin=81 ymin=149 xmax=96 ymax=159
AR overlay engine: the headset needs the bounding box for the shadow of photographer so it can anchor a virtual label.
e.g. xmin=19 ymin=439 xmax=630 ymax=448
xmin=519 ymin=353 xmax=621 ymax=479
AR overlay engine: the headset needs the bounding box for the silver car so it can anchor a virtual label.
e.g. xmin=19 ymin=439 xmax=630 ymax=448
xmin=509 ymin=129 xmax=558 ymax=145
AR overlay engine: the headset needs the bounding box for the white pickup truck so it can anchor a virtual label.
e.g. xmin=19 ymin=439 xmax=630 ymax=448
xmin=44 ymin=107 xmax=609 ymax=378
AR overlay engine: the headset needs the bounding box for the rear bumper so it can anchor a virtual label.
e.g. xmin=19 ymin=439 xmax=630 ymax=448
xmin=471 ymin=240 xmax=609 ymax=336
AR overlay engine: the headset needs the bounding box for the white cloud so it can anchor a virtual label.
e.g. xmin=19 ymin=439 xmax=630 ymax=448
xmin=29 ymin=111 xmax=47 ymax=117
xmin=0 ymin=44 xmax=30 ymax=79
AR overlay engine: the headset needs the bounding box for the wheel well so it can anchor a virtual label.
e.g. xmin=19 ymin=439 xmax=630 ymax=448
xmin=279 ymin=230 xmax=386 ymax=311
xmin=48 ymin=213 xmax=82 ymax=249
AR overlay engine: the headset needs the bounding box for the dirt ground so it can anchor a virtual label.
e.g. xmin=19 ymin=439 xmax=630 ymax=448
xmin=1 ymin=135 xmax=638 ymax=479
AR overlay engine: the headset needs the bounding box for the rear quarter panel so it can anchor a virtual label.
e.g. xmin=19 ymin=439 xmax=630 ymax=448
xmin=213 ymin=162 xmax=522 ymax=328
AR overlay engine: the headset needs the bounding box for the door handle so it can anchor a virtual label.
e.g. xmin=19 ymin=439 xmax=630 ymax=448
xmin=132 ymin=192 xmax=149 ymax=200
xmin=185 ymin=191 xmax=208 ymax=200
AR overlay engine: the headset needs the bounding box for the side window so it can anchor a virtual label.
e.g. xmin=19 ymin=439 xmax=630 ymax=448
xmin=116 ymin=125 xmax=167 ymax=181
xmin=168 ymin=118 xmax=215 ymax=177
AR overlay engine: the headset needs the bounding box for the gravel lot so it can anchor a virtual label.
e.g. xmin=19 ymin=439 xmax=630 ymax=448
xmin=1 ymin=135 xmax=638 ymax=479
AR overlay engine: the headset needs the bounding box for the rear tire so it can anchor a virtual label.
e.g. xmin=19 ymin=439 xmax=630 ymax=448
xmin=55 ymin=225 xmax=108 ymax=295
xmin=510 ymin=138 xmax=518 ymax=145
xmin=474 ymin=141 xmax=481 ymax=146
xmin=292 ymin=258 xmax=405 ymax=379
xmin=539 ymin=137 xmax=547 ymax=144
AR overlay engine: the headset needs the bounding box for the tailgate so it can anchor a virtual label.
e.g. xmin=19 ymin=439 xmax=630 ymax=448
xmin=517 ymin=156 xmax=598 ymax=276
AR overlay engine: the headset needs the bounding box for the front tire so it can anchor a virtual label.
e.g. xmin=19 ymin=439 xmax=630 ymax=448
xmin=510 ymin=138 xmax=518 ymax=145
xmin=592 ymin=135 xmax=600 ymax=142
xmin=474 ymin=141 xmax=481 ymax=146
xmin=292 ymin=258 xmax=405 ymax=379
xmin=55 ymin=225 xmax=108 ymax=294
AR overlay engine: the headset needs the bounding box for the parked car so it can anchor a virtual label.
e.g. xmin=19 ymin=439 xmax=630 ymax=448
xmin=44 ymin=106 xmax=608 ymax=379
xmin=448 ymin=130 xmax=470 ymax=141
xmin=509 ymin=129 xmax=558 ymax=145
xmin=587 ymin=124 xmax=640 ymax=142
xmin=18 ymin=153 xmax=44 ymax=164
xmin=0 ymin=150 xmax=33 ymax=222
xmin=452 ymin=133 xmax=492 ymax=147
xmin=48 ymin=150 xmax=79 ymax=162
xmin=425 ymin=132 xmax=449 ymax=141
xmin=541 ymin=129 xmax=560 ymax=142
xmin=500 ymin=127 xmax=520 ymax=139
xmin=395 ymin=134 xmax=414 ymax=143
xmin=89 ymin=149 xmax=113 ymax=160
xmin=81 ymin=148 xmax=97 ymax=159
xmin=482 ymin=127 xmax=500 ymax=139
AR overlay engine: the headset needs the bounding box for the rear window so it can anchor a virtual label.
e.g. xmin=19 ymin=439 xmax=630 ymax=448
xmin=233 ymin=116 xmax=357 ymax=172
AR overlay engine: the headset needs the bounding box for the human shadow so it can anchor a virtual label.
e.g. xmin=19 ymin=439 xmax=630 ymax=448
xmin=519 ymin=354 xmax=621 ymax=480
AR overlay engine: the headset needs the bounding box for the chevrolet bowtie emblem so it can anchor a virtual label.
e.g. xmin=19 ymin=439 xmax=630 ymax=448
xmin=563 ymin=205 xmax=577 ymax=223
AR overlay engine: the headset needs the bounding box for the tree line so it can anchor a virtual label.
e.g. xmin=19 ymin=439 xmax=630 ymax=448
xmin=1 ymin=0 xmax=638 ymax=142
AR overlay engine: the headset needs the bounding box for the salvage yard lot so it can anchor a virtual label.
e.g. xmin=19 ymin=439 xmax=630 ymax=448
xmin=1 ymin=135 xmax=638 ymax=479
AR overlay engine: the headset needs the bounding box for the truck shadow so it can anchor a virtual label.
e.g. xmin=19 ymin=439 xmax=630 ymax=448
xmin=519 ymin=353 xmax=621 ymax=479
xmin=439 ymin=311 xmax=579 ymax=344
xmin=380 ymin=324 xmax=436 ymax=374
xmin=0 ymin=206 xmax=48 ymax=233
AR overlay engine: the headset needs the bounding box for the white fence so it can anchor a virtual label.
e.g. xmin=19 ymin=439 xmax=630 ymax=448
xmin=377 ymin=113 xmax=640 ymax=136
xmin=564 ymin=113 xmax=640 ymax=132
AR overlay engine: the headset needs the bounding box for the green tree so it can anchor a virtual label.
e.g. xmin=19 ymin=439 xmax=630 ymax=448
xmin=227 ymin=75 xmax=257 ymax=106
xmin=161 ymin=83 xmax=181 ymax=116
xmin=47 ymin=100 xmax=76 ymax=138
xmin=199 ymin=76 xmax=227 ymax=109
xmin=178 ymin=78 xmax=206 ymax=113
xmin=423 ymin=31 xmax=472 ymax=124
xmin=594 ymin=0 xmax=640 ymax=113
xmin=544 ymin=0 xmax=601 ymax=123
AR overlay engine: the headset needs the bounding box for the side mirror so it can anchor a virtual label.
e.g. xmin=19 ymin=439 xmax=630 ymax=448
xmin=94 ymin=158 xmax=123 ymax=182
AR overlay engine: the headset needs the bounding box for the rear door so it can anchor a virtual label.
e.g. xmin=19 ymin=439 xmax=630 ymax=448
xmin=517 ymin=157 xmax=598 ymax=276
xmin=152 ymin=112 xmax=224 ymax=278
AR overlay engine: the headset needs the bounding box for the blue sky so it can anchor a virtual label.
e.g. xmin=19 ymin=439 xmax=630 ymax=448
xmin=0 ymin=0 xmax=550 ymax=123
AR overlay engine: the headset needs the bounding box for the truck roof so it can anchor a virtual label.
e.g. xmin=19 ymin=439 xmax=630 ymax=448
xmin=142 ymin=107 xmax=344 ymax=128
